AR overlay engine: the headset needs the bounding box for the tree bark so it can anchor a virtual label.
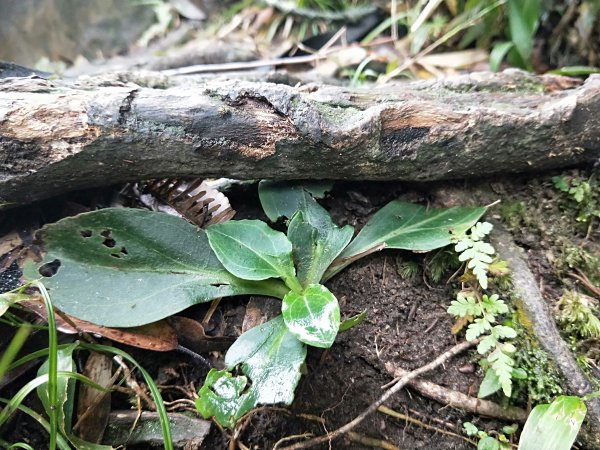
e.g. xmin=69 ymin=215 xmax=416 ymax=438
xmin=1 ymin=70 xmax=599 ymax=205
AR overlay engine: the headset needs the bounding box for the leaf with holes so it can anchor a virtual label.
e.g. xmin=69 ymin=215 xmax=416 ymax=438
xmin=282 ymin=284 xmax=340 ymax=348
xmin=197 ymin=316 xmax=307 ymax=428
xmin=326 ymin=201 xmax=486 ymax=278
xmin=24 ymin=209 xmax=289 ymax=327
xmin=287 ymin=194 xmax=353 ymax=286
xmin=206 ymin=220 xmax=301 ymax=292
xmin=196 ymin=369 xmax=255 ymax=428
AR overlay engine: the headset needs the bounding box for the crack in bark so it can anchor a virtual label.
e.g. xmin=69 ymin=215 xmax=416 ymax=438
xmin=117 ymin=89 xmax=139 ymax=126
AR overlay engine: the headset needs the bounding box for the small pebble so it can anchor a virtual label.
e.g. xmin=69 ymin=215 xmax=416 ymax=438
xmin=457 ymin=363 xmax=476 ymax=374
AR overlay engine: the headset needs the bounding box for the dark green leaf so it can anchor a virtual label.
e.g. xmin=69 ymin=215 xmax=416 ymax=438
xmin=518 ymin=396 xmax=586 ymax=450
xmin=25 ymin=209 xmax=288 ymax=327
xmin=282 ymin=284 xmax=340 ymax=348
xmin=328 ymin=201 xmax=486 ymax=277
xmin=287 ymin=195 xmax=353 ymax=286
xmin=206 ymin=220 xmax=301 ymax=291
xmin=339 ymin=310 xmax=367 ymax=332
xmin=258 ymin=180 xmax=334 ymax=222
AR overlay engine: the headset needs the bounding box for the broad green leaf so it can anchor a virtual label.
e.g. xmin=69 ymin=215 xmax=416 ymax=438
xmin=328 ymin=201 xmax=486 ymax=278
xmin=511 ymin=367 xmax=528 ymax=380
xmin=287 ymin=194 xmax=353 ymax=286
xmin=258 ymin=180 xmax=334 ymax=222
xmin=282 ymin=284 xmax=340 ymax=348
xmin=37 ymin=344 xmax=77 ymax=434
xmin=198 ymin=316 xmax=306 ymax=428
xmin=518 ymin=396 xmax=586 ymax=450
xmin=226 ymin=316 xmax=306 ymax=405
xmin=196 ymin=369 xmax=254 ymax=428
xmin=0 ymin=295 xmax=10 ymax=318
xmin=206 ymin=220 xmax=301 ymax=292
xmin=478 ymin=368 xmax=502 ymax=398
xmin=25 ymin=209 xmax=289 ymax=327
xmin=502 ymin=424 xmax=519 ymax=435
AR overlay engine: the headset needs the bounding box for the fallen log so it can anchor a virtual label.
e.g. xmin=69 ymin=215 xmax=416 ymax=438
xmin=1 ymin=70 xmax=599 ymax=206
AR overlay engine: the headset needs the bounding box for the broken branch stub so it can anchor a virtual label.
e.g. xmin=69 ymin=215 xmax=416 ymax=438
xmin=1 ymin=70 xmax=599 ymax=205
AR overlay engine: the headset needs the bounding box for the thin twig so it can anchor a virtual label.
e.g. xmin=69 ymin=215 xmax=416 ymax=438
xmin=279 ymin=339 xmax=477 ymax=450
xmin=161 ymin=48 xmax=340 ymax=76
xmin=569 ymin=270 xmax=600 ymax=298
xmin=377 ymin=406 xmax=477 ymax=447
xmin=348 ymin=431 xmax=400 ymax=450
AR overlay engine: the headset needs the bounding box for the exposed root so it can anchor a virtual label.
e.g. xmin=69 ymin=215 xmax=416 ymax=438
xmin=347 ymin=431 xmax=400 ymax=450
xmin=377 ymin=406 xmax=477 ymax=448
xmin=382 ymin=365 xmax=528 ymax=422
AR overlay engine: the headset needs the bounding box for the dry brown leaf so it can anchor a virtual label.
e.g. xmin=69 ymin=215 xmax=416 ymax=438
xmin=75 ymin=351 xmax=113 ymax=443
xmin=20 ymin=298 xmax=178 ymax=351
xmin=168 ymin=316 xmax=234 ymax=353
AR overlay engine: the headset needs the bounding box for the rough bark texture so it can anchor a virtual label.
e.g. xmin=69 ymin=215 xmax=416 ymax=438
xmin=1 ymin=70 xmax=599 ymax=205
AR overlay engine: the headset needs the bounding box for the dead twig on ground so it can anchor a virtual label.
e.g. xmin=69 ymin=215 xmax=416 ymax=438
xmin=279 ymin=339 xmax=478 ymax=450
xmin=382 ymin=365 xmax=527 ymax=422
xmin=377 ymin=406 xmax=478 ymax=448
xmin=569 ymin=269 xmax=600 ymax=298
xmin=347 ymin=431 xmax=400 ymax=450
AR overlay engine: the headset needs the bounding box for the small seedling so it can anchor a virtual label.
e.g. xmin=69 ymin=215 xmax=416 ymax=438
xmin=552 ymin=173 xmax=600 ymax=228
xmin=463 ymin=421 xmax=517 ymax=450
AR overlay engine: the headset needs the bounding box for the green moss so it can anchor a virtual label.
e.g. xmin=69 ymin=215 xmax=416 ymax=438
xmin=499 ymin=201 xmax=529 ymax=229
xmin=312 ymin=102 xmax=363 ymax=126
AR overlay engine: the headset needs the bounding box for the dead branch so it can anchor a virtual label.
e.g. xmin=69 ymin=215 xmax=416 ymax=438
xmin=383 ymin=364 xmax=528 ymax=422
xmin=1 ymin=70 xmax=599 ymax=205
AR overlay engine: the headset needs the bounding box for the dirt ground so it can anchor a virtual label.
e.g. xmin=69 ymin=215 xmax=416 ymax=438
xmin=1 ymin=171 xmax=598 ymax=449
